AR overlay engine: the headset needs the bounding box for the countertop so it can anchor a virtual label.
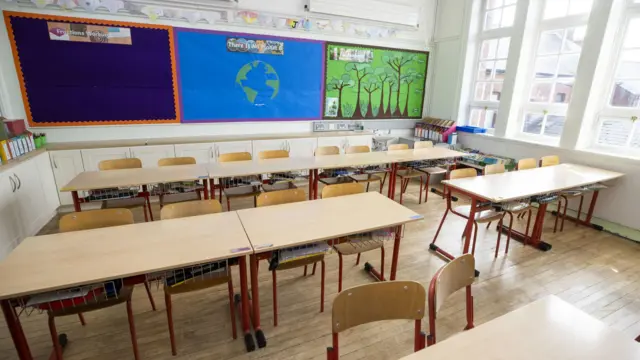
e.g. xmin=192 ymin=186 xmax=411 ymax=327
xmin=0 ymin=148 xmax=47 ymax=174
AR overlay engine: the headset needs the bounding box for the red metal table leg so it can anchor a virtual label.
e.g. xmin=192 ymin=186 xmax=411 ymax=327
xmin=237 ymin=256 xmax=256 ymax=352
xmin=202 ymin=179 xmax=209 ymax=200
xmin=313 ymin=169 xmax=319 ymax=200
xmin=249 ymin=254 xmax=266 ymax=348
xmin=71 ymin=191 xmax=81 ymax=212
xmin=500 ymin=203 xmax=552 ymax=251
xmin=552 ymin=191 xmax=602 ymax=229
xmin=2 ymin=300 xmax=32 ymax=360
xmin=308 ymin=169 xmax=314 ymax=200
xmin=389 ymin=225 xmax=402 ymax=280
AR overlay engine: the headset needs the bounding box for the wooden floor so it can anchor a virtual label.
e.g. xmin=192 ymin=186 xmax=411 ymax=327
xmin=2 ymin=180 xmax=640 ymax=360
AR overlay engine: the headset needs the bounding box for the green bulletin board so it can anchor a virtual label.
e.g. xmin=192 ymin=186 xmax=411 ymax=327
xmin=323 ymin=43 xmax=428 ymax=120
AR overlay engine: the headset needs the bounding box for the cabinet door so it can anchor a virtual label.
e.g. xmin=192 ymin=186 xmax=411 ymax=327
xmin=287 ymin=137 xmax=318 ymax=157
xmin=81 ymin=147 xmax=131 ymax=171
xmin=215 ymin=141 xmax=253 ymax=159
xmin=13 ymin=159 xmax=46 ymax=238
xmin=175 ymin=143 xmax=216 ymax=164
xmin=345 ymin=135 xmax=373 ymax=149
xmin=35 ymin=153 xmax=60 ymax=215
xmin=252 ymin=139 xmax=287 ymax=159
xmin=129 ymin=145 xmax=176 ymax=168
xmin=50 ymin=150 xmax=85 ymax=205
xmin=317 ymin=137 xmax=347 ymax=154
xmin=0 ymin=172 xmax=21 ymax=260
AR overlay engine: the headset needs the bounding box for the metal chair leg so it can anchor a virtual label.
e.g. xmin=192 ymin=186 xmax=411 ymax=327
xmin=320 ymin=260 xmax=325 ymax=313
xmin=78 ymin=313 xmax=86 ymax=326
xmin=505 ymin=212 xmax=514 ymax=255
xmin=554 ymin=198 xmax=563 ymax=233
xmin=494 ymin=216 xmax=504 ymax=258
xmin=338 ymin=253 xmax=343 ymax=292
xmin=312 ymin=262 xmax=317 ymax=275
xmin=227 ymin=275 xmax=237 ymax=339
xmin=576 ymin=195 xmax=584 ymax=227
xmin=561 ymin=195 xmax=569 ymax=232
xmin=164 ymin=292 xmax=177 ymax=356
xmin=144 ymin=281 xmax=156 ymax=311
xmin=432 ymin=209 xmax=450 ymax=244
xmin=126 ymin=299 xmax=140 ymax=360
xmin=355 ymin=253 xmax=361 ymax=266
xmin=48 ymin=315 xmax=63 ymax=360
xmin=471 ymin=222 xmax=479 ymax=255
xmin=272 ymin=270 xmax=278 ymax=327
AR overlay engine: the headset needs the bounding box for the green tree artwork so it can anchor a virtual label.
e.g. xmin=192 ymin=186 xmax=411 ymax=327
xmin=324 ymin=43 xmax=428 ymax=120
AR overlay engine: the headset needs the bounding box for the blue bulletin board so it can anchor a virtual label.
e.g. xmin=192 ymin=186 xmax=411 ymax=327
xmin=175 ymin=28 xmax=324 ymax=122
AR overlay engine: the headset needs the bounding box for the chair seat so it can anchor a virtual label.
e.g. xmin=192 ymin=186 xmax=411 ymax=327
xmin=318 ymin=176 xmax=354 ymax=185
xmin=501 ymin=202 xmax=531 ymax=213
xmin=262 ymin=182 xmax=297 ymax=192
xmin=560 ymin=190 xmax=584 ymax=198
xmin=349 ymin=174 xmax=382 ymax=183
xmin=223 ymin=185 xmax=261 ymax=198
xmin=101 ymin=197 xmax=147 ymax=209
xmin=454 ymin=205 xmax=504 ymax=223
xmin=165 ymin=272 xmax=230 ymax=295
xmin=161 ymin=192 xmax=200 ymax=205
xmin=396 ymin=169 xmax=425 ymax=179
xmin=49 ymin=286 xmax=133 ymax=317
xmin=276 ymin=253 xmax=325 ymax=271
xmin=417 ymin=167 xmax=447 ymax=175
xmin=334 ymin=239 xmax=384 ymax=255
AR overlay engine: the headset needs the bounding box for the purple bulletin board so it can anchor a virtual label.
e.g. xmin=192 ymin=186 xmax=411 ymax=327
xmin=4 ymin=11 xmax=180 ymax=126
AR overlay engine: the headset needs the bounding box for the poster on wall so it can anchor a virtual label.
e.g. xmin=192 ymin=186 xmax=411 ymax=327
xmin=4 ymin=12 xmax=179 ymax=126
xmin=323 ymin=43 xmax=428 ymax=120
xmin=175 ymin=28 xmax=324 ymax=122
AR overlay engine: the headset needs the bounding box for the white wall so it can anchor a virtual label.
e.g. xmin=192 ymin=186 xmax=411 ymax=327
xmin=0 ymin=0 xmax=436 ymax=143
xmin=459 ymin=133 xmax=639 ymax=230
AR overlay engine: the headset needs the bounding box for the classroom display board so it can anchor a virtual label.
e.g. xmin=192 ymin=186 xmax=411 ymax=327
xmin=323 ymin=43 xmax=428 ymax=120
xmin=175 ymin=29 xmax=324 ymax=122
xmin=4 ymin=12 xmax=179 ymax=126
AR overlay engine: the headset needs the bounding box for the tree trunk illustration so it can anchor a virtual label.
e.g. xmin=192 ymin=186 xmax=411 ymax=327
xmin=385 ymin=85 xmax=393 ymax=117
xmin=402 ymin=83 xmax=411 ymax=117
xmin=353 ymin=83 xmax=363 ymax=119
xmin=377 ymin=82 xmax=386 ymax=118
xmin=337 ymin=88 xmax=344 ymax=118
xmin=365 ymin=91 xmax=374 ymax=118
xmin=394 ymin=72 xmax=402 ymax=117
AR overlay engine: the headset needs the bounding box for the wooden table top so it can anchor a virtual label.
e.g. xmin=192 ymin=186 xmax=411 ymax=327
xmin=207 ymin=148 xmax=465 ymax=178
xmin=0 ymin=212 xmax=252 ymax=300
xmin=61 ymin=164 xmax=209 ymax=191
xmin=400 ymin=295 xmax=640 ymax=360
xmin=442 ymin=163 xmax=624 ymax=203
xmin=236 ymin=192 xmax=423 ymax=253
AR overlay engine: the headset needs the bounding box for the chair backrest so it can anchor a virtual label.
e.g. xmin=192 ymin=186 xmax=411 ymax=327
xmin=388 ymin=144 xmax=409 ymax=151
xmin=517 ymin=158 xmax=537 ymax=170
xmin=429 ymin=254 xmax=475 ymax=314
xmin=540 ymin=155 xmax=560 ymax=167
xmin=321 ymin=183 xmax=365 ymax=199
xmin=98 ymin=158 xmax=142 ymax=171
xmin=315 ymin=146 xmax=340 ymax=156
xmin=219 ymin=152 xmax=252 ymax=163
xmin=331 ymin=281 xmax=425 ymax=333
xmin=414 ymin=141 xmax=434 ymax=149
xmin=346 ymin=145 xmax=370 ymax=154
xmin=484 ymin=164 xmax=505 ymax=175
xmin=449 ymin=168 xmax=477 ymax=180
xmin=160 ymin=200 xmax=222 ymax=220
xmin=59 ymin=209 xmax=134 ymax=232
xmin=259 ymin=150 xmax=289 ymax=160
xmin=158 ymin=157 xmax=196 ymax=167
xmin=257 ymin=188 xmax=306 ymax=207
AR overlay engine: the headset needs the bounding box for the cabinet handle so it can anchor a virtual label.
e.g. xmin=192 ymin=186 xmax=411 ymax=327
xmin=13 ymin=174 xmax=21 ymax=190
xmin=210 ymin=148 xmax=214 ymax=159
xmin=9 ymin=176 xmax=16 ymax=193
xmin=124 ymin=152 xmax=129 ymax=158
xmin=53 ymin=158 xmax=58 ymax=169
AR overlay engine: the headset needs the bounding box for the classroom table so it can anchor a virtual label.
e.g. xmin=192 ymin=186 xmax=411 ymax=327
xmin=236 ymin=191 xmax=423 ymax=349
xmin=61 ymin=164 xmax=210 ymax=212
xmin=0 ymin=211 xmax=257 ymax=359
xmin=207 ymin=147 xmax=464 ymax=201
xmin=435 ymin=164 xmax=623 ymax=262
xmin=400 ymin=295 xmax=640 ymax=360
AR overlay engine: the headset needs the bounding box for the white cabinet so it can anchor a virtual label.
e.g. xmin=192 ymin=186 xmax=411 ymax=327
xmin=287 ymin=137 xmax=318 ymax=157
xmin=130 ymin=145 xmax=176 ymax=168
xmin=50 ymin=150 xmax=85 ymax=205
xmin=81 ymin=147 xmax=130 ymax=171
xmin=175 ymin=143 xmax=216 ymax=164
xmin=317 ymin=136 xmax=348 ymax=154
xmin=345 ymin=135 xmax=374 ymax=149
xmin=13 ymin=158 xmax=47 ymax=237
xmin=252 ymin=139 xmax=287 ymax=159
xmin=0 ymin=172 xmax=22 ymax=260
xmin=215 ymin=141 xmax=253 ymax=159
xmin=36 ymin=153 xmax=60 ymax=217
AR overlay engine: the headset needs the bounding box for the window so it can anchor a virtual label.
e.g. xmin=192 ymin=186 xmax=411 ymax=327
xmin=484 ymin=0 xmax=517 ymax=30
xmin=474 ymin=37 xmax=510 ymax=103
xmin=518 ymin=0 xmax=592 ymax=141
xmin=609 ymin=18 xmax=640 ymax=109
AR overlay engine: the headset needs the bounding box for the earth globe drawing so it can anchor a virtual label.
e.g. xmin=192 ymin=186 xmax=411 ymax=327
xmin=235 ymin=61 xmax=280 ymax=107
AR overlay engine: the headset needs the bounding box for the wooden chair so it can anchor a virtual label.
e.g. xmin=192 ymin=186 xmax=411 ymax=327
xmin=322 ymin=183 xmax=386 ymax=292
xmin=157 ymin=157 xmax=202 ymax=208
xmin=345 ymin=145 xmax=385 ymax=193
xmin=326 ymin=281 xmax=426 ymax=359
xmin=98 ymin=158 xmax=153 ymax=222
xmin=517 ymin=158 xmax=537 ymax=170
xmin=257 ymin=189 xmax=325 ymax=326
xmin=389 ymin=143 xmax=428 ymax=204
xmin=414 ymin=141 xmax=449 ymax=202
xmin=426 ymin=254 xmax=475 ymax=346
xmin=483 ymin=164 xmax=533 ymax=254
xmin=53 ymin=209 xmax=141 ymax=360
xmin=316 ymin=146 xmax=353 ymax=186
xmin=539 ymin=155 xmax=560 ymax=167
xmin=432 ymin=168 xmax=507 ymax=258
xmin=544 ymin=156 xmax=585 ymax=234
xmin=160 ymin=200 xmax=236 ymax=355
xmin=259 ymin=150 xmax=297 ymax=192
xmin=218 ymin=152 xmax=261 ymax=211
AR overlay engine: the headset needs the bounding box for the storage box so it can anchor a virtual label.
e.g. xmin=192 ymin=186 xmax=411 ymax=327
xmin=456 ymin=126 xmax=487 ymax=134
